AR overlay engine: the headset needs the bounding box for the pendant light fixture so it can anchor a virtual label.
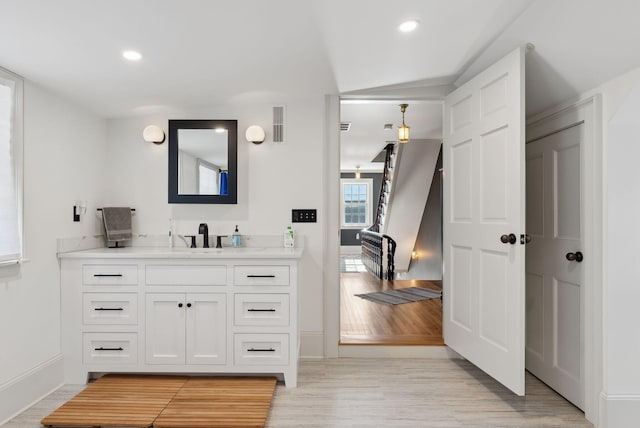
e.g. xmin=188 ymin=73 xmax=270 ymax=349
xmin=355 ymin=165 xmax=361 ymax=179
xmin=398 ymin=103 xmax=410 ymax=143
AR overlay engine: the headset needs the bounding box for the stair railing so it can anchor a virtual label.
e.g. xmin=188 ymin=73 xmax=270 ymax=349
xmin=373 ymin=143 xmax=395 ymax=231
xmin=361 ymin=227 xmax=396 ymax=280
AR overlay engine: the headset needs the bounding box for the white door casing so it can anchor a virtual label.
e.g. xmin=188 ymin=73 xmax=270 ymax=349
xmin=443 ymin=47 xmax=526 ymax=395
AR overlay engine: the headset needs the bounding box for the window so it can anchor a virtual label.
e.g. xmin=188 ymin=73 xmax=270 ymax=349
xmin=0 ymin=67 xmax=23 ymax=264
xmin=340 ymin=178 xmax=373 ymax=228
xmin=197 ymin=158 xmax=219 ymax=195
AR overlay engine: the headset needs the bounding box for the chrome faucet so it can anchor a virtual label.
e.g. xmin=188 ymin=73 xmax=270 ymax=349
xmin=198 ymin=223 xmax=209 ymax=248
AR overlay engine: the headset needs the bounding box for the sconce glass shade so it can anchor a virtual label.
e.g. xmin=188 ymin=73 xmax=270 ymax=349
xmin=245 ymin=125 xmax=266 ymax=144
xmin=143 ymin=125 xmax=165 ymax=144
xmin=355 ymin=166 xmax=361 ymax=179
xmin=398 ymin=124 xmax=410 ymax=143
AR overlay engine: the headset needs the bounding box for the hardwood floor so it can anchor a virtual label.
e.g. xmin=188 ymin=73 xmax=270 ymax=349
xmin=340 ymin=272 xmax=443 ymax=345
xmin=4 ymin=359 xmax=592 ymax=427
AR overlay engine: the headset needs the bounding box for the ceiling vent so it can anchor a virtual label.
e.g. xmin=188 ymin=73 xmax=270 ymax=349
xmin=340 ymin=122 xmax=352 ymax=131
xmin=273 ymin=105 xmax=286 ymax=143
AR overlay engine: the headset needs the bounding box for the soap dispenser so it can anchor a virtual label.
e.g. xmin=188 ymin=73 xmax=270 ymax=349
xmin=231 ymin=225 xmax=242 ymax=248
xmin=284 ymin=226 xmax=294 ymax=248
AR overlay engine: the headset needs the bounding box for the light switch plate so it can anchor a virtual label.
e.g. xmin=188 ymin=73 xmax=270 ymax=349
xmin=292 ymin=209 xmax=317 ymax=223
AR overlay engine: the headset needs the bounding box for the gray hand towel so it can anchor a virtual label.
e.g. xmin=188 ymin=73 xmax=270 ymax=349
xmin=102 ymin=207 xmax=132 ymax=243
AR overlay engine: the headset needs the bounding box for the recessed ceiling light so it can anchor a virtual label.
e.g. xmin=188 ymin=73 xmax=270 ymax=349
xmin=398 ymin=20 xmax=419 ymax=33
xmin=122 ymin=50 xmax=142 ymax=61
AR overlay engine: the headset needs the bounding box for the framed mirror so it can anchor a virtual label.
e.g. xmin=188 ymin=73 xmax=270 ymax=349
xmin=168 ymin=119 xmax=238 ymax=204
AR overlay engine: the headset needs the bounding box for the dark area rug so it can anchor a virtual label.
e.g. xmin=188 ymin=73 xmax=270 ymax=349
xmin=356 ymin=286 xmax=442 ymax=305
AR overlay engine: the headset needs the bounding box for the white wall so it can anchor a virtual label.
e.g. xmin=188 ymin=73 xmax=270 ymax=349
xmin=104 ymin=96 xmax=326 ymax=356
xmin=0 ymin=82 xmax=106 ymax=423
xmin=600 ymin=67 xmax=640 ymax=427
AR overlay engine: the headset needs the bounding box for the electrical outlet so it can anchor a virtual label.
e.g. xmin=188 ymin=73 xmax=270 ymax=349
xmin=292 ymin=209 xmax=317 ymax=223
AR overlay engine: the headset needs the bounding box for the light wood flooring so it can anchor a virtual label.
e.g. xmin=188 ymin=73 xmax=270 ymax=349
xmin=4 ymin=359 xmax=592 ymax=427
xmin=341 ymin=272 xmax=443 ymax=345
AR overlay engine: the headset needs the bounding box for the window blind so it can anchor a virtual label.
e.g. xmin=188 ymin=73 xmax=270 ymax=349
xmin=0 ymin=69 xmax=23 ymax=264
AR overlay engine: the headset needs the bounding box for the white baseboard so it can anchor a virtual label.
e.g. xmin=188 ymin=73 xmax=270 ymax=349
xmin=599 ymin=392 xmax=640 ymax=428
xmin=0 ymin=354 xmax=64 ymax=425
xmin=339 ymin=345 xmax=460 ymax=359
xmin=300 ymin=331 xmax=324 ymax=358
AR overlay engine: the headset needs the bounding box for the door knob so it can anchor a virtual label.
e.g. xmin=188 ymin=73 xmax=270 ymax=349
xmin=500 ymin=234 xmax=517 ymax=245
xmin=565 ymin=251 xmax=584 ymax=262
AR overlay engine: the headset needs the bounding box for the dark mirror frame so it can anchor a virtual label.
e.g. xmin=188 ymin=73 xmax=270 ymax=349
xmin=168 ymin=119 xmax=238 ymax=204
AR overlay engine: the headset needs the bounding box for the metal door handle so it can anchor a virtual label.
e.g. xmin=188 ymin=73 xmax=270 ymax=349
xmin=566 ymin=251 xmax=584 ymax=262
xmin=500 ymin=234 xmax=517 ymax=245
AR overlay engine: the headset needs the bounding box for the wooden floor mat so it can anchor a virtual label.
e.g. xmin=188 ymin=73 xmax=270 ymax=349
xmin=41 ymin=375 xmax=277 ymax=428
xmin=154 ymin=377 xmax=277 ymax=428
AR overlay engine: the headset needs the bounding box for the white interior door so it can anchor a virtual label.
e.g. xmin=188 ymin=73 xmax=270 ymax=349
xmin=443 ymin=47 xmax=526 ymax=395
xmin=526 ymin=124 xmax=584 ymax=409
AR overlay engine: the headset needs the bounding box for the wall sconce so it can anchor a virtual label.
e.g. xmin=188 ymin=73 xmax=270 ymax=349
xmin=411 ymin=250 xmax=419 ymax=260
xmin=245 ymin=125 xmax=266 ymax=144
xmin=398 ymin=103 xmax=410 ymax=143
xmin=355 ymin=166 xmax=361 ymax=179
xmin=143 ymin=125 xmax=165 ymax=144
xmin=73 ymin=200 xmax=87 ymax=222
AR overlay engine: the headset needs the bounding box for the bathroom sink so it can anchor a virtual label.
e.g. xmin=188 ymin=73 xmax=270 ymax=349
xmin=171 ymin=247 xmax=224 ymax=254
xmin=171 ymin=247 xmax=266 ymax=254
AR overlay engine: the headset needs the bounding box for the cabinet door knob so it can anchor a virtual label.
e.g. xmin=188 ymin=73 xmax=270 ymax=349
xmin=178 ymin=303 xmax=183 ymax=308
xmin=186 ymin=303 xmax=192 ymax=308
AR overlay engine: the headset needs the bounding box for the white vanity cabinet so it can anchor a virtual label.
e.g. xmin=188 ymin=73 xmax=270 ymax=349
xmin=59 ymin=247 xmax=301 ymax=387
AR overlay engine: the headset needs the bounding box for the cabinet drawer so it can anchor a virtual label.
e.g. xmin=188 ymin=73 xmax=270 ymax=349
xmin=83 ymin=293 xmax=138 ymax=325
xmin=234 ymin=334 xmax=289 ymax=366
xmin=234 ymin=294 xmax=289 ymax=326
xmin=83 ymin=332 xmax=138 ymax=365
xmin=234 ymin=266 xmax=290 ymax=286
xmin=83 ymin=264 xmax=138 ymax=285
xmin=145 ymin=265 xmax=227 ymax=285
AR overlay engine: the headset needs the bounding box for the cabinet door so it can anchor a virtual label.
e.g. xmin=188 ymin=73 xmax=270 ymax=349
xmin=146 ymin=293 xmax=185 ymax=364
xmin=185 ymin=293 xmax=226 ymax=365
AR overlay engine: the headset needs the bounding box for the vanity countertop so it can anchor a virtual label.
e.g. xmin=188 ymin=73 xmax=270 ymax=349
xmin=57 ymin=246 xmax=303 ymax=259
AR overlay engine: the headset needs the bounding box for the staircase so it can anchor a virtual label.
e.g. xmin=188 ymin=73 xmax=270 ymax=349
xmin=360 ymin=143 xmax=397 ymax=280
xmin=362 ymin=139 xmax=442 ymax=279
xmin=382 ymin=139 xmax=442 ymax=272
xmin=373 ymin=143 xmax=397 ymax=232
